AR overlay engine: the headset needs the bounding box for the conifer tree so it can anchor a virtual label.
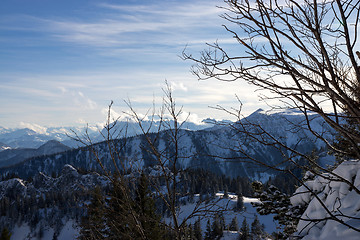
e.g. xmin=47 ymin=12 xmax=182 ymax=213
xmin=78 ymin=173 xmax=166 ymax=240
xmin=204 ymin=220 xmax=212 ymax=240
xmin=193 ymin=218 xmax=202 ymax=240
xmin=239 ymin=218 xmax=250 ymax=240
xmin=134 ymin=172 xmax=164 ymax=240
xmin=188 ymin=224 xmax=195 ymax=240
xmin=0 ymin=227 xmax=11 ymax=240
xmin=251 ymin=182 xmax=304 ymax=238
xmin=211 ymin=214 xmax=224 ymax=240
xmin=229 ymin=216 xmax=239 ymax=231
xmin=235 ymin=193 xmax=244 ymax=212
xmin=220 ymin=213 xmax=225 ymax=231
xmin=223 ymin=186 xmax=229 ymax=199
xmin=250 ymin=215 xmax=264 ymax=240
xmin=105 ymin=176 xmax=136 ymax=239
xmin=78 ymin=186 xmax=106 ymax=240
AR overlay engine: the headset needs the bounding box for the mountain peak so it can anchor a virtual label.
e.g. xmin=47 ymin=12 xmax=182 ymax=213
xmin=36 ymin=140 xmax=70 ymax=155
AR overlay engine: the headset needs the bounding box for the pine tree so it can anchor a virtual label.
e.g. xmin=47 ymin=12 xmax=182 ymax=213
xmin=239 ymin=218 xmax=250 ymax=240
xmin=134 ymin=173 xmax=164 ymax=240
xmin=188 ymin=224 xmax=195 ymax=240
xmin=0 ymin=227 xmax=11 ymax=240
xmin=193 ymin=218 xmax=202 ymax=240
xmin=181 ymin=222 xmax=194 ymax=240
xmin=250 ymin=215 xmax=264 ymax=240
xmin=229 ymin=216 xmax=239 ymax=231
xmin=78 ymin=186 xmax=106 ymax=240
xmin=223 ymin=186 xmax=229 ymax=199
xmin=105 ymin=176 xmax=135 ymax=239
xmin=251 ymin=182 xmax=304 ymax=238
xmin=204 ymin=220 xmax=212 ymax=240
xmin=235 ymin=193 xmax=244 ymax=211
xmin=211 ymin=214 xmax=224 ymax=240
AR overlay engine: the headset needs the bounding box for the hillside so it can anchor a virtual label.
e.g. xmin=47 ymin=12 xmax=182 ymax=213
xmin=0 ymin=109 xmax=336 ymax=181
xmin=0 ymin=140 xmax=71 ymax=168
xmin=0 ymin=165 xmax=275 ymax=239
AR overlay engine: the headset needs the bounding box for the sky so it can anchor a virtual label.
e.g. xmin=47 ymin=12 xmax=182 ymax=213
xmin=0 ymin=0 xmax=267 ymax=128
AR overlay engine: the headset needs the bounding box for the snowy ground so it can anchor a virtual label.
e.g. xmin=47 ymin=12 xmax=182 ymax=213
xmin=291 ymin=160 xmax=360 ymax=240
xmin=11 ymin=220 xmax=80 ymax=240
xmin=167 ymin=193 xmax=278 ymax=237
xmin=10 ymin=193 xmax=278 ymax=239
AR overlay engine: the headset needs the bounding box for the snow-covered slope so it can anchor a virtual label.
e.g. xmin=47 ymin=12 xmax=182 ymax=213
xmin=0 ymin=162 xmax=276 ymax=239
xmin=3 ymin=191 xmax=276 ymax=240
xmin=0 ymin=164 xmax=108 ymax=240
xmin=0 ymin=140 xmax=71 ymax=168
xmin=0 ymin=109 xmax=336 ymax=180
xmin=291 ymin=160 xmax=360 ymax=239
xmin=167 ymin=193 xmax=277 ymax=236
xmin=0 ymin=142 xmax=11 ymax=152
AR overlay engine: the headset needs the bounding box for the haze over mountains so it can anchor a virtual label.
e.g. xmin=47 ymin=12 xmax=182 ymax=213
xmin=0 ymin=140 xmax=71 ymax=168
xmin=0 ymin=116 xmax=214 ymax=170
xmin=0 ymin=118 xmax=215 ymax=150
xmin=0 ymin=109 xmax=336 ymax=180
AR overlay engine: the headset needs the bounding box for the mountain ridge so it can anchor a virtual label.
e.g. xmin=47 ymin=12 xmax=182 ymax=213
xmin=0 ymin=119 xmax=214 ymax=149
xmin=0 ymin=140 xmax=71 ymax=168
xmin=0 ymin=109 xmax=336 ymax=180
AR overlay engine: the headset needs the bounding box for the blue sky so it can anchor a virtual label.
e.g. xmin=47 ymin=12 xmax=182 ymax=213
xmin=0 ymin=0 xmax=265 ymax=128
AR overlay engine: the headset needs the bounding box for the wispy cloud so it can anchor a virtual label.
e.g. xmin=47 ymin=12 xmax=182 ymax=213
xmin=31 ymin=1 xmax=228 ymax=49
xmin=0 ymin=0 xmax=270 ymax=128
xmin=99 ymin=2 xmax=223 ymax=16
xmin=58 ymin=88 xmax=98 ymax=110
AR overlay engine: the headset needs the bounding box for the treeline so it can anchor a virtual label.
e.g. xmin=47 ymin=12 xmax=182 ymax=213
xmin=180 ymin=168 xmax=254 ymax=197
xmin=80 ymin=171 xmax=267 ymax=240
xmin=0 ymin=162 xmax=299 ymax=239
xmin=0 ymin=186 xmax=86 ymax=239
xmin=0 ymin=165 xmax=261 ymax=239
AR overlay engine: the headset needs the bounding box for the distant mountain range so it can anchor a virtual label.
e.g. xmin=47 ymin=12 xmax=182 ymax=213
xmin=0 ymin=126 xmax=90 ymax=149
xmin=0 ymin=109 xmax=337 ymax=180
xmin=0 ymin=119 xmax=214 ymax=149
xmin=0 ymin=140 xmax=71 ymax=168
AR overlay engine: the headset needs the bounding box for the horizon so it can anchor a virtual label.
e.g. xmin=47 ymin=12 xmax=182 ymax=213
xmin=0 ymin=0 xmax=269 ymax=128
xmin=0 ymin=107 xmax=309 ymax=132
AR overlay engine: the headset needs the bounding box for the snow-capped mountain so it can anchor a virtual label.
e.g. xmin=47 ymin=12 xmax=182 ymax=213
xmin=0 ymin=119 xmax=213 ymax=149
xmin=0 ymin=109 xmax=336 ymax=180
xmin=0 ymin=126 xmax=97 ymax=149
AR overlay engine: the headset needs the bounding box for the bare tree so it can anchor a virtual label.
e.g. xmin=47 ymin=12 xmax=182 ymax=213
xmin=73 ymin=82 xmax=230 ymax=240
xmin=183 ymin=0 xmax=360 ymax=158
xmin=183 ymin=0 xmax=360 ymax=237
xmin=124 ymin=82 xmax=229 ymax=239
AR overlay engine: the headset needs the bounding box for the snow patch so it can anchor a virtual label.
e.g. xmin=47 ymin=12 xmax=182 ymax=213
xmin=291 ymin=160 xmax=360 ymax=239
